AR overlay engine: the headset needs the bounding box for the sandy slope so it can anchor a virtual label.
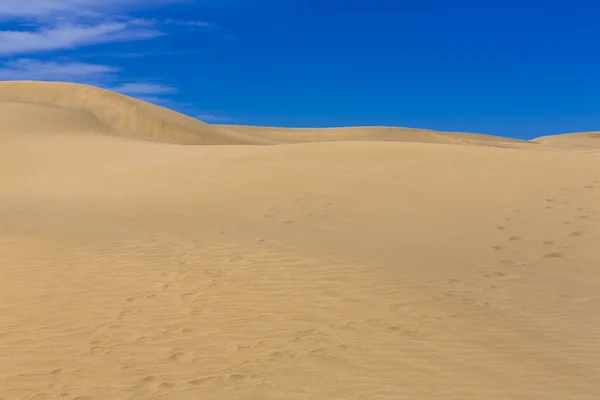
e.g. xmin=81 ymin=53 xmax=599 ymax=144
xmin=0 ymin=81 xmax=270 ymax=145
xmin=1 ymin=82 xmax=600 ymax=399
xmin=218 ymin=124 xmax=536 ymax=148
xmin=534 ymin=131 xmax=600 ymax=149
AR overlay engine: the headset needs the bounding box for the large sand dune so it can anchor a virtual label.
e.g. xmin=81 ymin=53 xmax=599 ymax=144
xmin=0 ymin=81 xmax=270 ymax=145
xmin=1 ymin=82 xmax=600 ymax=399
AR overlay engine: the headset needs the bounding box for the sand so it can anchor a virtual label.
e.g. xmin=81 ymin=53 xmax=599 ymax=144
xmin=534 ymin=131 xmax=600 ymax=150
xmin=1 ymin=81 xmax=599 ymax=400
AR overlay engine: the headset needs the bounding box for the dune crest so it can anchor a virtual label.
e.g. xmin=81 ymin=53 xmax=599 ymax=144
xmin=218 ymin=124 xmax=535 ymax=147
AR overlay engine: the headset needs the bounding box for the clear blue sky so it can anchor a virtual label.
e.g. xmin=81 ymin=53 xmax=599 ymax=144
xmin=0 ymin=0 xmax=597 ymax=138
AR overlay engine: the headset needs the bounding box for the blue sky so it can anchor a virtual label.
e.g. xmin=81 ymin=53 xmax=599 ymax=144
xmin=0 ymin=0 xmax=597 ymax=138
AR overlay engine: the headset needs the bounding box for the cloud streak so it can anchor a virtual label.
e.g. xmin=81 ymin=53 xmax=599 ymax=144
xmin=0 ymin=0 xmax=228 ymax=118
xmin=0 ymin=0 xmax=183 ymax=20
xmin=0 ymin=58 xmax=118 ymax=82
xmin=112 ymin=82 xmax=177 ymax=95
xmin=0 ymin=23 xmax=162 ymax=55
xmin=197 ymin=113 xmax=233 ymax=123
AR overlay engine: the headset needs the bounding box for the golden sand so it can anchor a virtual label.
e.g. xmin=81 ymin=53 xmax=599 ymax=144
xmin=1 ymin=81 xmax=598 ymax=399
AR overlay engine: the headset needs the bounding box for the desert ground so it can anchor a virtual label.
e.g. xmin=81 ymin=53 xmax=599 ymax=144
xmin=1 ymin=81 xmax=599 ymax=400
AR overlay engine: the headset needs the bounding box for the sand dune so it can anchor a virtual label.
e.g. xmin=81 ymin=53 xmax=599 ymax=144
xmin=0 ymin=81 xmax=270 ymax=145
xmin=0 ymin=80 xmax=538 ymax=148
xmin=534 ymin=131 xmax=600 ymax=149
xmin=218 ymin=124 xmax=536 ymax=147
xmin=1 ymin=82 xmax=600 ymax=400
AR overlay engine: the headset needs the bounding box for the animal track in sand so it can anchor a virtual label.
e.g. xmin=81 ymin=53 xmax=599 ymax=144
xmin=158 ymin=383 xmax=176 ymax=389
xmin=543 ymin=252 xmax=563 ymax=259
xmin=188 ymin=376 xmax=224 ymax=386
xmin=481 ymin=271 xmax=508 ymax=278
xmin=569 ymin=231 xmax=585 ymax=237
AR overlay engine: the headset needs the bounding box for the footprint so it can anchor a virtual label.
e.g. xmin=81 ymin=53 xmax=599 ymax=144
xmin=543 ymin=252 xmax=563 ymax=259
xmin=230 ymin=374 xmax=247 ymax=382
xmin=543 ymin=240 xmax=554 ymax=245
xmin=546 ymin=198 xmax=554 ymax=203
xmin=508 ymin=236 xmax=521 ymax=241
xmin=569 ymin=231 xmax=584 ymax=237
xmin=513 ymin=210 xmax=523 ymax=214
xmin=491 ymin=245 xmax=503 ymax=251
xmin=168 ymin=352 xmax=187 ymax=362
xmin=158 ymin=382 xmax=176 ymax=389
xmin=497 ymin=226 xmax=505 ymax=230
xmin=584 ymin=185 xmax=594 ymax=189
xmin=189 ymin=376 xmax=223 ymax=386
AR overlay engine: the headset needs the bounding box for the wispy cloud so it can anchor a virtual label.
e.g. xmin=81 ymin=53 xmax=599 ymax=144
xmin=197 ymin=113 xmax=233 ymax=123
xmin=0 ymin=0 xmax=183 ymax=20
xmin=165 ymin=19 xmax=212 ymax=28
xmin=0 ymin=58 xmax=183 ymax=106
xmin=0 ymin=0 xmax=232 ymax=118
xmin=112 ymin=82 xmax=177 ymax=95
xmin=0 ymin=22 xmax=161 ymax=55
xmin=0 ymin=58 xmax=118 ymax=82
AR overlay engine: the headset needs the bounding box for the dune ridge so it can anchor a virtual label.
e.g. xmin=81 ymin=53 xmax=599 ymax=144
xmin=218 ymin=124 xmax=534 ymax=147
xmin=0 ymin=81 xmax=596 ymax=150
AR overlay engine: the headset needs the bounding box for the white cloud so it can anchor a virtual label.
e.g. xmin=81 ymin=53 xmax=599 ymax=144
xmin=0 ymin=58 xmax=118 ymax=82
xmin=112 ymin=82 xmax=177 ymax=95
xmin=0 ymin=0 xmax=183 ymax=20
xmin=0 ymin=0 xmax=219 ymax=114
xmin=197 ymin=113 xmax=232 ymax=123
xmin=165 ymin=19 xmax=212 ymax=28
xmin=0 ymin=23 xmax=162 ymax=55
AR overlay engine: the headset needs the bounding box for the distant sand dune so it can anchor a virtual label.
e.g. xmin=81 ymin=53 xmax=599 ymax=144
xmin=218 ymin=124 xmax=536 ymax=148
xmin=533 ymin=131 xmax=600 ymax=149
